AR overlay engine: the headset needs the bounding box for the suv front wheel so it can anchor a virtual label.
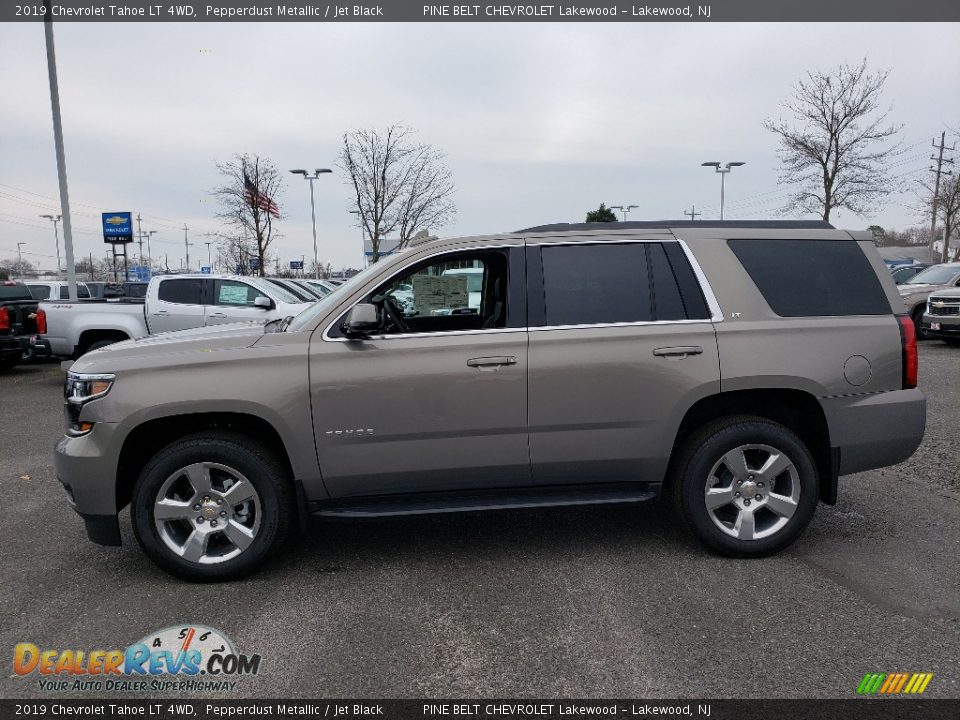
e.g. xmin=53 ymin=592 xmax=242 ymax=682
xmin=671 ymin=416 xmax=819 ymax=557
xmin=131 ymin=432 xmax=293 ymax=581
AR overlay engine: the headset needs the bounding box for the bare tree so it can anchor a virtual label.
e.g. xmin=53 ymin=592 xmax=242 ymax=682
xmin=764 ymin=59 xmax=903 ymax=222
xmin=212 ymin=154 xmax=283 ymax=277
xmin=339 ymin=124 xmax=456 ymax=263
xmin=934 ymin=174 xmax=960 ymax=262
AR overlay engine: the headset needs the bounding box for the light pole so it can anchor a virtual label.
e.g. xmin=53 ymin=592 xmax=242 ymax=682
xmin=205 ymin=241 xmax=213 ymax=271
xmin=608 ymin=204 xmax=639 ymax=222
xmin=145 ymin=230 xmax=156 ymax=271
xmin=701 ymin=161 xmax=745 ymax=220
xmin=290 ymin=168 xmax=332 ymax=279
xmin=39 ymin=214 xmax=62 ymax=275
xmin=16 ymin=242 xmax=26 ymax=278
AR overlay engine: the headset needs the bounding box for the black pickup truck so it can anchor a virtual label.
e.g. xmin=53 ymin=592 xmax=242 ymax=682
xmin=0 ymin=281 xmax=47 ymax=372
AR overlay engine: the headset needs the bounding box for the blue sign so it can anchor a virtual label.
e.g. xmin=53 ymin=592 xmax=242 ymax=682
xmin=102 ymin=211 xmax=133 ymax=243
xmin=289 ymin=260 xmax=304 ymax=270
xmin=249 ymin=258 xmax=260 ymax=270
xmin=201 ymin=266 xmax=211 ymax=274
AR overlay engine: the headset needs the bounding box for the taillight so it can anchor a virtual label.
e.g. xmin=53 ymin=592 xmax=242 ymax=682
xmin=897 ymin=315 xmax=918 ymax=389
xmin=0 ymin=306 xmax=9 ymax=331
xmin=35 ymin=308 xmax=47 ymax=335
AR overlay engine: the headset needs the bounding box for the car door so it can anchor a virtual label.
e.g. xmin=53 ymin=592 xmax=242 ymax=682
xmin=526 ymin=238 xmax=721 ymax=487
xmin=309 ymin=245 xmax=530 ymax=499
xmin=149 ymin=278 xmax=205 ymax=333
xmin=205 ymin=279 xmax=273 ymax=326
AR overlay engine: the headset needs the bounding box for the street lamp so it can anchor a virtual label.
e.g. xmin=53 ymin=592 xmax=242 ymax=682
xmin=290 ymin=168 xmax=333 ymax=279
xmin=701 ymin=161 xmax=745 ymax=220
xmin=608 ymin=204 xmax=639 ymax=222
xmin=205 ymin=241 xmax=213 ymax=271
xmin=16 ymin=242 xmax=26 ymax=279
xmin=39 ymin=214 xmax=62 ymax=275
xmin=144 ymin=230 xmax=157 ymax=270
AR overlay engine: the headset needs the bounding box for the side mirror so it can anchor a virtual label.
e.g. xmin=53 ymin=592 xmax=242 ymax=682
xmin=254 ymin=296 xmax=274 ymax=309
xmin=342 ymin=303 xmax=379 ymax=337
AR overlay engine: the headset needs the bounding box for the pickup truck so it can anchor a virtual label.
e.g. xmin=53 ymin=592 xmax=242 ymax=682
xmin=0 ymin=281 xmax=48 ymax=371
xmin=42 ymin=273 xmax=313 ymax=358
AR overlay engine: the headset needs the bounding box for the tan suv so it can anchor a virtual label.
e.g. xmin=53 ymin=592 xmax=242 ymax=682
xmin=55 ymin=221 xmax=926 ymax=580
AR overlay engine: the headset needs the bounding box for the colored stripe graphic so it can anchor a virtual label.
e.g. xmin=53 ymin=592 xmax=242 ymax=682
xmin=857 ymin=673 xmax=932 ymax=694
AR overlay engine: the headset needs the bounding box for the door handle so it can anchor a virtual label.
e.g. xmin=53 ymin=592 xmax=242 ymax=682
xmin=467 ymin=356 xmax=517 ymax=368
xmin=154 ymin=310 xmax=169 ymax=315
xmin=208 ymin=312 xmax=227 ymax=318
xmin=653 ymin=346 xmax=703 ymax=358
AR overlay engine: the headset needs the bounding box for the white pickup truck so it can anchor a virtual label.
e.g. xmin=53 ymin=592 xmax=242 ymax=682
xmin=42 ymin=273 xmax=313 ymax=358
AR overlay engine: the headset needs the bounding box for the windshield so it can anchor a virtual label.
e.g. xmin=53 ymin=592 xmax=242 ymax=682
xmin=286 ymin=265 xmax=382 ymax=332
xmin=905 ymin=265 xmax=959 ymax=286
xmin=248 ymin=277 xmax=302 ymax=304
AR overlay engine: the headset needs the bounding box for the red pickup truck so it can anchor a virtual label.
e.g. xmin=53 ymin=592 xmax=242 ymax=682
xmin=0 ymin=281 xmax=48 ymax=372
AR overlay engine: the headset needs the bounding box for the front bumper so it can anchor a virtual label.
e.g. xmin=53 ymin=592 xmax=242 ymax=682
xmin=54 ymin=422 xmax=123 ymax=546
xmin=821 ymin=388 xmax=926 ymax=476
xmin=922 ymin=312 xmax=960 ymax=338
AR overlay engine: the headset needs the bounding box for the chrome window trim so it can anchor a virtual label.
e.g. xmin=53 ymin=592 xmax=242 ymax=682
xmin=321 ymin=237 xmax=723 ymax=342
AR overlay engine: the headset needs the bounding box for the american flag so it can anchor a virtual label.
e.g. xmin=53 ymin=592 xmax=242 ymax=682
xmin=244 ymin=173 xmax=279 ymax=218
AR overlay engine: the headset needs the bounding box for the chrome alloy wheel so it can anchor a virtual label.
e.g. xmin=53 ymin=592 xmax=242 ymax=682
xmin=703 ymin=444 xmax=800 ymax=541
xmin=153 ymin=462 xmax=262 ymax=564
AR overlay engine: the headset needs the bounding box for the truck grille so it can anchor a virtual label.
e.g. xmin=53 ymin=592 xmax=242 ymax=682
xmin=928 ymin=297 xmax=960 ymax=316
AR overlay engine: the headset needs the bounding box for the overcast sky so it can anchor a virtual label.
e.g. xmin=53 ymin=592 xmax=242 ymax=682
xmin=1 ymin=21 xmax=958 ymax=271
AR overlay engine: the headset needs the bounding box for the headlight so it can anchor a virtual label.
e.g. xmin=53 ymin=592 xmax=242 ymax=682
xmin=64 ymin=372 xmax=115 ymax=436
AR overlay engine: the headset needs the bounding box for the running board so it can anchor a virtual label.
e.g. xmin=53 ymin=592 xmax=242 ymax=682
xmin=312 ymin=484 xmax=660 ymax=519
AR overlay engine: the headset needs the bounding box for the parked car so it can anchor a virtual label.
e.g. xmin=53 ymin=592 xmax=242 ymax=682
xmin=264 ymin=277 xmax=320 ymax=303
xmin=27 ymin=280 xmax=92 ymax=301
xmin=55 ymin=220 xmax=925 ymax=581
xmin=288 ymin=279 xmax=328 ymax=299
xmin=0 ymin=281 xmax=48 ymax=371
xmin=302 ymin=279 xmax=338 ymax=296
xmin=922 ymin=287 xmax=960 ymax=345
xmin=42 ymin=274 xmax=312 ymax=358
xmin=890 ymin=264 xmax=929 ymax=285
xmin=897 ymin=263 xmax=960 ymax=336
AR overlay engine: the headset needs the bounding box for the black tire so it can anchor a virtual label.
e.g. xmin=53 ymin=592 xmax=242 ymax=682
xmin=912 ymin=306 xmax=928 ymax=341
xmin=84 ymin=338 xmax=123 ymax=354
xmin=0 ymin=356 xmax=20 ymax=372
xmin=131 ymin=432 xmax=293 ymax=582
xmin=670 ymin=415 xmax=819 ymax=558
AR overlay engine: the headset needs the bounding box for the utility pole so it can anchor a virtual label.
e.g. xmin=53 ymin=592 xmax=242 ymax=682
xmin=136 ymin=213 xmax=144 ymax=268
xmin=183 ymin=224 xmax=192 ymax=270
xmin=39 ymin=214 xmax=62 ymax=275
xmin=16 ymin=242 xmax=26 ymax=278
xmin=88 ymin=252 xmax=94 ymax=281
xmin=929 ymin=131 xmax=956 ymax=263
xmin=608 ymin=204 xmax=638 ymax=222
xmin=684 ymin=205 xmax=701 ymax=220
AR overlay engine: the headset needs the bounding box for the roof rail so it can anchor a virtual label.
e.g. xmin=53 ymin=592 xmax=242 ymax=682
xmin=517 ymin=220 xmax=835 ymax=233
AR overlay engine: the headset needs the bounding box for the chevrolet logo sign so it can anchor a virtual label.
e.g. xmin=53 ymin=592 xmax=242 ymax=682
xmin=105 ymin=216 xmax=127 ymax=225
xmin=932 ymin=300 xmax=945 ymax=307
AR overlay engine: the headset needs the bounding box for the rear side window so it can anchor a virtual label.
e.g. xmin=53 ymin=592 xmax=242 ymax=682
xmin=157 ymin=278 xmax=203 ymax=305
xmin=29 ymin=285 xmax=51 ymax=300
xmin=1 ymin=283 xmax=34 ymax=301
xmin=541 ymin=244 xmax=651 ymax=326
xmin=729 ymin=239 xmax=891 ymax=317
xmin=59 ymin=285 xmax=90 ymax=299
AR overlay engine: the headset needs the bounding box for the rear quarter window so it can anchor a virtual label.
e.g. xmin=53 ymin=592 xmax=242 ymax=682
xmin=728 ymin=239 xmax=891 ymax=317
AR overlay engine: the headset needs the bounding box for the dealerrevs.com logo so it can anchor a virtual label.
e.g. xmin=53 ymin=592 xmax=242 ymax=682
xmin=13 ymin=625 xmax=261 ymax=693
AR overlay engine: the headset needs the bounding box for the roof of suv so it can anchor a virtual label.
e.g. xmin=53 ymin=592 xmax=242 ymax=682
xmin=517 ymin=220 xmax=836 ymax=233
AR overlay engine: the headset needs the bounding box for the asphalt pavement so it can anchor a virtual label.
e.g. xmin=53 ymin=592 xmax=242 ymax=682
xmin=0 ymin=343 xmax=958 ymax=699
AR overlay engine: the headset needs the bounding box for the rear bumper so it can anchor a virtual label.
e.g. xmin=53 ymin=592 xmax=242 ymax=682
xmin=0 ymin=335 xmax=25 ymax=360
xmin=821 ymin=388 xmax=926 ymax=476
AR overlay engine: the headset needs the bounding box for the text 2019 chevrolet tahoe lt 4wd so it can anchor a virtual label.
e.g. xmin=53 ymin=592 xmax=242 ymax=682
xmin=55 ymin=221 xmax=926 ymax=580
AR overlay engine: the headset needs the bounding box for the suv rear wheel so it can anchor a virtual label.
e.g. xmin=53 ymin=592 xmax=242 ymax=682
xmin=131 ymin=432 xmax=293 ymax=581
xmin=671 ymin=416 xmax=818 ymax=557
